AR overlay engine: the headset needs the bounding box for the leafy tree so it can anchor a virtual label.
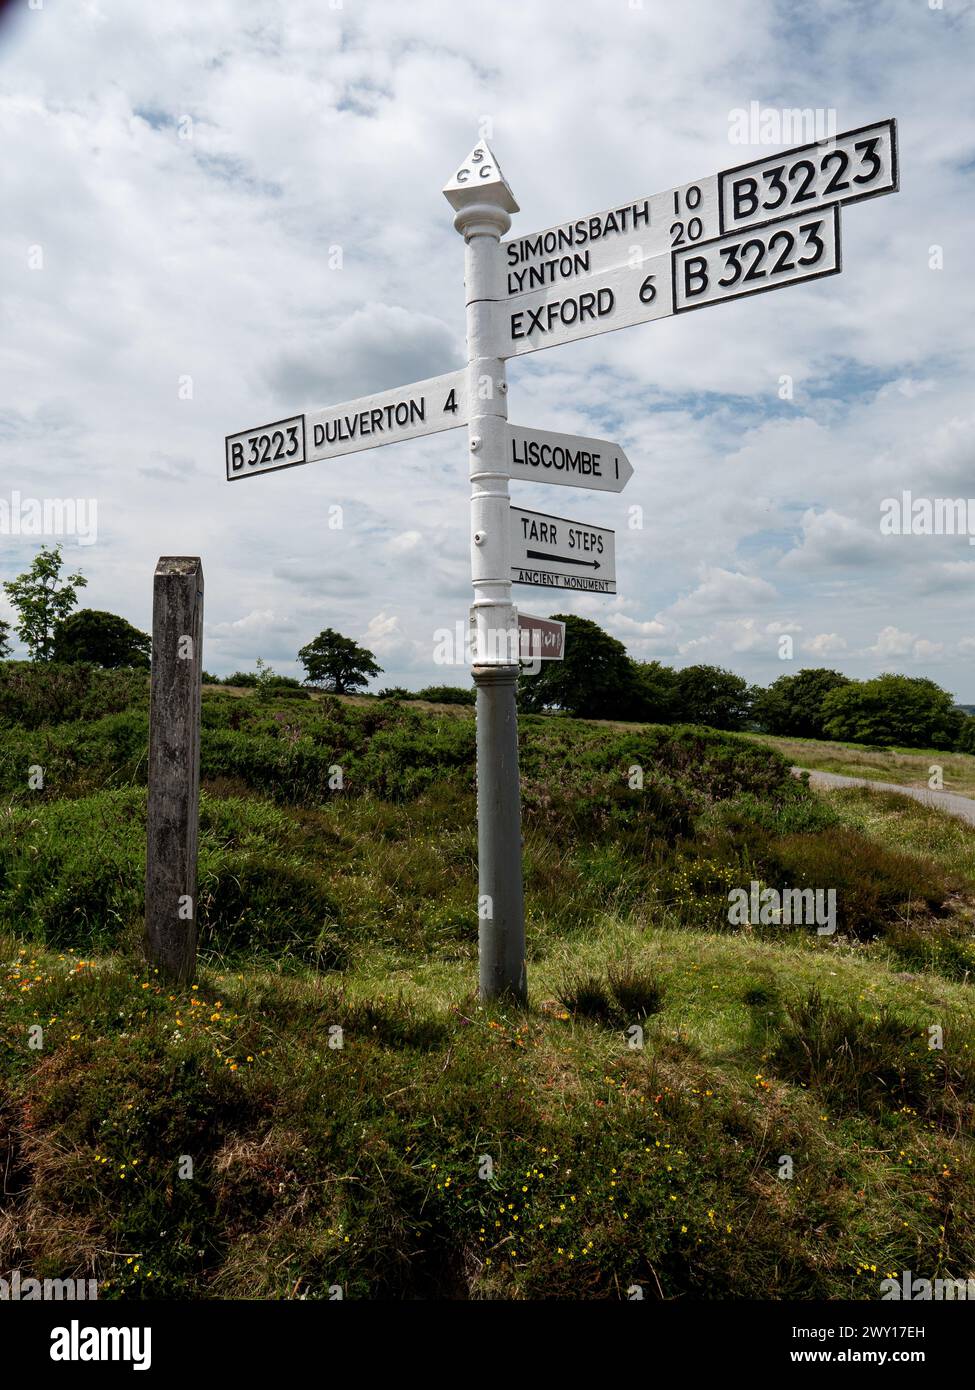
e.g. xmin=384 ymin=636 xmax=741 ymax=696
xmin=0 ymin=619 xmax=11 ymax=659
xmin=3 ymin=545 xmax=87 ymax=661
xmin=298 ymin=627 xmax=382 ymax=694
xmin=956 ymin=717 xmax=975 ymax=755
xmin=672 ymin=663 xmax=754 ymax=731
xmin=518 ymin=615 xmax=644 ymax=718
xmin=632 ymin=660 xmax=679 ymax=723
xmin=821 ymin=674 xmax=964 ymax=750
xmin=752 ymin=667 xmax=851 ymax=740
xmin=51 ymin=608 xmax=151 ymax=668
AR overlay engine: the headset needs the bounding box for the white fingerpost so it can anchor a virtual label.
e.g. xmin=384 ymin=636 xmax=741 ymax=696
xmin=444 ymin=139 xmax=526 ymax=1004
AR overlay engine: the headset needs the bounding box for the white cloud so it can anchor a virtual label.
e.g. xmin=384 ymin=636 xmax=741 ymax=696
xmin=868 ymin=626 xmax=944 ymax=662
xmin=804 ymin=633 xmax=848 ymax=657
xmin=667 ymin=569 xmax=778 ymax=621
xmin=1 ymin=0 xmax=972 ymax=693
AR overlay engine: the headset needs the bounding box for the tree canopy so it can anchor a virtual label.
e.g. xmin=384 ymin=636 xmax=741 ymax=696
xmin=2 ymin=545 xmax=87 ymax=661
xmin=751 ymin=667 xmax=852 ymax=740
xmin=298 ymin=627 xmax=383 ymax=694
xmin=517 ymin=614 xmax=644 ymax=718
xmin=52 ymin=608 xmax=151 ymax=668
xmin=821 ymin=673 xmax=964 ymax=750
xmin=672 ymin=663 xmax=755 ymax=731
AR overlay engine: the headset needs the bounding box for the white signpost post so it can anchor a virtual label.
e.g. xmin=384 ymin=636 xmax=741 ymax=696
xmin=226 ymin=119 xmax=898 ymax=1005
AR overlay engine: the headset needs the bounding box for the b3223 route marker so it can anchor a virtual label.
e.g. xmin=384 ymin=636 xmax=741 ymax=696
xmin=225 ymin=369 xmax=468 ymax=480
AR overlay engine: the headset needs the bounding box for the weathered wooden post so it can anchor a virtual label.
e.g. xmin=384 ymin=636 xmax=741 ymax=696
xmin=145 ymin=557 xmax=204 ymax=983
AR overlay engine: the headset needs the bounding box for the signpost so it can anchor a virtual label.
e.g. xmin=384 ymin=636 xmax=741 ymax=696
xmin=510 ymin=506 xmax=616 ymax=594
xmin=507 ymin=424 xmax=632 ymax=492
xmin=225 ymin=369 xmax=468 ymax=480
xmin=500 ymin=118 xmax=895 ymax=298
xmin=503 ymin=205 xmax=841 ymax=357
xmin=223 ymin=118 xmax=899 ymax=1006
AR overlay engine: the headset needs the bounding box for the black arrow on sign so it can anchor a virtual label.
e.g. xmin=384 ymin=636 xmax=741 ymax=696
xmin=526 ymin=549 xmax=600 ymax=570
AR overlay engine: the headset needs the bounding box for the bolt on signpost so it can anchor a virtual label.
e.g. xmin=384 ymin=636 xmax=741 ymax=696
xmin=225 ymin=119 xmax=897 ymax=1009
xmin=443 ymin=143 xmax=526 ymax=1004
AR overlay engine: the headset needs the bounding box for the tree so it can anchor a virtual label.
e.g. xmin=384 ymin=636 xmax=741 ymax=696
xmin=632 ymin=660 xmax=679 ymax=723
xmin=51 ymin=608 xmax=151 ymax=668
xmin=0 ymin=619 xmax=11 ymax=659
xmin=298 ymin=627 xmax=382 ymax=694
xmin=3 ymin=545 xmax=87 ymax=661
xmin=517 ymin=615 xmax=644 ymax=718
xmin=752 ymin=667 xmax=851 ymax=740
xmin=821 ymin=674 xmax=964 ymax=750
xmin=956 ymin=717 xmax=975 ymax=755
xmin=672 ymin=663 xmax=754 ymax=731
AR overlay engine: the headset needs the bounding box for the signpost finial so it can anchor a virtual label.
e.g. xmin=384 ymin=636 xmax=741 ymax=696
xmin=443 ymin=137 xmax=518 ymax=216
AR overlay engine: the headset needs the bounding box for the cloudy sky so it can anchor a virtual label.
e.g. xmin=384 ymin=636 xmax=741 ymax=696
xmin=2 ymin=0 xmax=972 ymax=696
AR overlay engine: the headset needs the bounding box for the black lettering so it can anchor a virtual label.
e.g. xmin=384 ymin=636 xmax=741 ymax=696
xmin=683 ymin=255 xmax=709 ymax=298
xmin=733 ymin=176 xmax=759 ymax=221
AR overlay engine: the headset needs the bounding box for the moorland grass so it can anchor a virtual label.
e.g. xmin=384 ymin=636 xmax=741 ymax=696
xmin=0 ymin=684 xmax=973 ymax=1299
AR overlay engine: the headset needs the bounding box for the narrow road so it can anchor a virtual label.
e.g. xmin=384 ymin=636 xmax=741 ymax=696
xmin=793 ymin=767 xmax=975 ymax=827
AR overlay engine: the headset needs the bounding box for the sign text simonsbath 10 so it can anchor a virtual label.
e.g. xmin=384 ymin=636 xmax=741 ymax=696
xmin=224 ymin=120 xmax=898 ymax=1004
xmin=500 ymin=119 xmax=896 ymax=297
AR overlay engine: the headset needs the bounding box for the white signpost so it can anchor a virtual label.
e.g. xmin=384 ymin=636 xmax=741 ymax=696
xmin=503 ymin=205 xmax=841 ymax=357
xmin=225 ymin=118 xmax=899 ymax=1005
xmin=501 ymin=118 xmax=895 ymax=298
xmin=510 ymin=506 xmax=616 ymax=594
xmin=507 ymin=424 xmax=632 ymax=492
xmin=225 ymin=369 xmax=468 ymax=480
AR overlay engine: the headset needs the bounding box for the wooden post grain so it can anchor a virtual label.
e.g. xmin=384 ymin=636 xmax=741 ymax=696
xmin=145 ymin=557 xmax=204 ymax=982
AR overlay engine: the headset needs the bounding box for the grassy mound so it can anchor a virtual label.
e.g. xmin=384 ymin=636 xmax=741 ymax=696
xmin=1 ymin=683 xmax=973 ymax=1299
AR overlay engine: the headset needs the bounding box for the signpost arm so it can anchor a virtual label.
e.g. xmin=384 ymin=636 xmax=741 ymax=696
xmin=445 ymin=144 xmax=526 ymax=1004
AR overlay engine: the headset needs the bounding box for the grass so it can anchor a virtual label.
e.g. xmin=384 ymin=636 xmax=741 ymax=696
xmin=1 ymin=681 xmax=974 ymax=1300
xmin=743 ymin=731 xmax=975 ymax=798
xmin=2 ymin=923 xmax=972 ymax=1300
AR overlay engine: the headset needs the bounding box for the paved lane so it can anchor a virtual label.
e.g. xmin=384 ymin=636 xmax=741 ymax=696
xmin=793 ymin=767 xmax=975 ymax=827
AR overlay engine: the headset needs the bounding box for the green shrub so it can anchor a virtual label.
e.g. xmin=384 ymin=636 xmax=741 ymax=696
xmin=260 ymin=686 xmax=311 ymax=701
xmin=771 ymin=989 xmax=975 ymax=1128
xmin=0 ymin=789 xmax=343 ymax=964
xmin=887 ymin=923 xmax=975 ymax=981
xmin=413 ymin=685 xmax=476 ymax=706
xmin=559 ymin=962 xmax=663 ymax=1027
xmin=0 ymin=662 xmax=148 ymax=730
xmin=756 ymin=827 xmax=949 ymax=940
